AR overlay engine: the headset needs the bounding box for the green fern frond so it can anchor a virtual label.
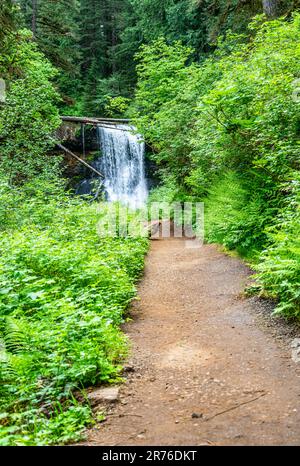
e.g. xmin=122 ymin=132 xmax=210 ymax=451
xmin=4 ymin=318 xmax=28 ymax=355
xmin=0 ymin=338 xmax=16 ymax=382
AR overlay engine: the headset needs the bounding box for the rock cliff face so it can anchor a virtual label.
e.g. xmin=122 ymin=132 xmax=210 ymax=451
xmin=55 ymin=123 xmax=100 ymax=183
xmin=56 ymin=122 xmax=78 ymax=143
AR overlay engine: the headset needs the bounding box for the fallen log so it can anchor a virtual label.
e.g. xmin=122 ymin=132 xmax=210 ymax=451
xmin=61 ymin=116 xmax=102 ymax=125
xmin=97 ymin=117 xmax=131 ymax=123
xmin=61 ymin=116 xmax=131 ymax=125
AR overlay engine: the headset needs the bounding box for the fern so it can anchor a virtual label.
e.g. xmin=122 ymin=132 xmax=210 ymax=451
xmin=0 ymin=338 xmax=16 ymax=382
xmin=3 ymin=318 xmax=28 ymax=355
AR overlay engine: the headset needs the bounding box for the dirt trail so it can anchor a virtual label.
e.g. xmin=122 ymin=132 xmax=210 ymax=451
xmin=86 ymin=239 xmax=300 ymax=446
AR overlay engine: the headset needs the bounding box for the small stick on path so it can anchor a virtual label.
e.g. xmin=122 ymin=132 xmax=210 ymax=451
xmin=205 ymin=392 xmax=267 ymax=422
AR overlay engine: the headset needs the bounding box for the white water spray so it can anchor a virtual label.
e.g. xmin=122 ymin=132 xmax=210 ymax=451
xmin=96 ymin=124 xmax=148 ymax=209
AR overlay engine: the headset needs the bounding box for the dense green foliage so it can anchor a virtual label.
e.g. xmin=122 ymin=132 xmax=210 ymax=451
xmin=0 ymin=29 xmax=61 ymax=184
xmin=0 ymin=182 xmax=148 ymax=445
xmin=0 ymin=2 xmax=148 ymax=445
xmin=0 ymin=4 xmax=61 ymax=183
xmin=132 ymin=15 xmax=300 ymax=316
xmin=255 ymin=183 xmax=300 ymax=316
xmin=11 ymin=0 xmax=298 ymax=115
xmin=17 ymin=0 xmax=81 ymax=111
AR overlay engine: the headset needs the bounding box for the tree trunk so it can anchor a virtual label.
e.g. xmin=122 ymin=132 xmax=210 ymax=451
xmin=111 ymin=1 xmax=117 ymax=74
xmin=32 ymin=0 xmax=37 ymax=36
xmin=262 ymin=0 xmax=279 ymax=18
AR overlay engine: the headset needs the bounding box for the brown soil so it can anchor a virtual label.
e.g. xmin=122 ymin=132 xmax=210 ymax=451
xmin=85 ymin=238 xmax=300 ymax=446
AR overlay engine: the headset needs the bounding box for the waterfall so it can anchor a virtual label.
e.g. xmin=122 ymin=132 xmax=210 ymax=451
xmin=96 ymin=124 xmax=148 ymax=209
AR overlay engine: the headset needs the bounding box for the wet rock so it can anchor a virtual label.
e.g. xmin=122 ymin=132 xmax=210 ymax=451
xmin=88 ymin=387 xmax=120 ymax=406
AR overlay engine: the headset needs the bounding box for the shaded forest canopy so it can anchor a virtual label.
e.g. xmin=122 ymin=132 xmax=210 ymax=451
xmin=8 ymin=0 xmax=300 ymax=115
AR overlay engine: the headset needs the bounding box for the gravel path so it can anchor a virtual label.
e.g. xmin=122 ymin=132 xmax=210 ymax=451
xmin=85 ymin=239 xmax=300 ymax=446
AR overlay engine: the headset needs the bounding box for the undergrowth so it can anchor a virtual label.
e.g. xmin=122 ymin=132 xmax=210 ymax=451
xmin=0 ymin=179 xmax=149 ymax=445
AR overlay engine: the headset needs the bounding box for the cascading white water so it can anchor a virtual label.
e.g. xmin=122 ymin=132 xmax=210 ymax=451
xmin=96 ymin=124 xmax=148 ymax=209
